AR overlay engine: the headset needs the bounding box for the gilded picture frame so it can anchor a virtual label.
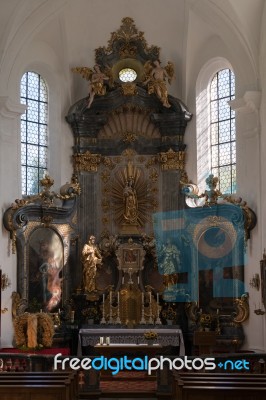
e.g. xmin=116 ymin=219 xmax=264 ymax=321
xmin=260 ymin=253 xmax=266 ymax=307
xmin=116 ymin=240 xmax=145 ymax=273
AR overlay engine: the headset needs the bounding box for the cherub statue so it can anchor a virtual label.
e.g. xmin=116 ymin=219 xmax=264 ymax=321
xmin=204 ymin=174 xmax=223 ymax=204
xmin=143 ymin=60 xmax=175 ymax=107
xmin=72 ymin=65 xmax=110 ymax=108
xmin=181 ymin=174 xmax=223 ymax=206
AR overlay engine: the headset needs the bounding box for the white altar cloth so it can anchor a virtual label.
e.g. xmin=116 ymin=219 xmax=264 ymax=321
xmin=78 ymin=328 xmax=185 ymax=356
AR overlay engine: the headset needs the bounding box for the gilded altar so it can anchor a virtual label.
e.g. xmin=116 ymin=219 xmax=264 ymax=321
xmin=3 ymin=17 xmax=257 ymax=354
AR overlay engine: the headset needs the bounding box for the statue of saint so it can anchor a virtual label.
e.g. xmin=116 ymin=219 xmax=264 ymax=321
xmin=123 ymin=179 xmax=138 ymax=224
xmin=160 ymin=238 xmax=181 ymax=287
xmin=82 ymin=235 xmax=102 ymax=292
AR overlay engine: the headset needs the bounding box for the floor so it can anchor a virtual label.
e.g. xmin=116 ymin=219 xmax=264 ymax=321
xmin=99 ymin=370 xmax=158 ymax=398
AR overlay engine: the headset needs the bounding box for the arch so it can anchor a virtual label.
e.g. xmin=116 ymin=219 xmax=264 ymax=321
xmin=196 ymin=57 xmax=235 ymax=192
xmin=20 ymin=70 xmax=48 ymax=195
xmin=6 ymin=39 xmax=68 ymax=189
xmin=189 ymin=0 xmax=259 ymax=87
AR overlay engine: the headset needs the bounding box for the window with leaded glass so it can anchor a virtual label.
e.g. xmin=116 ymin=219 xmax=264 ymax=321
xmin=20 ymin=71 xmax=48 ymax=195
xmin=210 ymin=69 xmax=236 ymax=194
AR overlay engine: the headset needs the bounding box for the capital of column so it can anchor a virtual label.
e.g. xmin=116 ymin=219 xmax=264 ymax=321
xmin=228 ymin=91 xmax=261 ymax=114
xmin=0 ymin=96 xmax=26 ymax=119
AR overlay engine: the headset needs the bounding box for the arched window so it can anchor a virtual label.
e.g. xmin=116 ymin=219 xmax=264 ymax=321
xmin=197 ymin=64 xmax=236 ymax=194
xmin=210 ymin=69 xmax=236 ymax=193
xmin=20 ymin=71 xmax=48 ymax=195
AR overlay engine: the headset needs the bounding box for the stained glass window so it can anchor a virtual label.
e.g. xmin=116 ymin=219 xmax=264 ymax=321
xmin=20 ymin=72 xmax=48 ymax=195
xmin=210 ymin=69 xmax=236 ymax=193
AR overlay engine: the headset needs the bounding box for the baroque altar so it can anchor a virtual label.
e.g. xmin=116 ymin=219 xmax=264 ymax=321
xmin=3 ymin=18 xmax=257 ymax=355
xmin=63 ymin=17 xmax=192 ymax=333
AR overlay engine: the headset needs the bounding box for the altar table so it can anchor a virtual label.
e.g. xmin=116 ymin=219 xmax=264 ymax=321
xmin=78 ymin=328 xmax=185 ymax=356
xmin=95 ymin=343 xmax=163 ymax=358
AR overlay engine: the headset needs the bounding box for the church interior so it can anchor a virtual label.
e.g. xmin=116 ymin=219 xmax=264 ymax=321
xmin=1 ymin=1 xmax=266 ymax=399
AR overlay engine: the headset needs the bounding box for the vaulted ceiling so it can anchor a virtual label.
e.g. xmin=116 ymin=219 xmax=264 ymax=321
xmin=0 ymin=0 xmax=264 ymax=99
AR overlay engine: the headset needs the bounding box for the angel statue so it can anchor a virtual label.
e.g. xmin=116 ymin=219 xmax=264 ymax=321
xmin=143 ymin=60 xmax=175 ymax=107
xmin=72 ymin=64 xmax=109 ymax=108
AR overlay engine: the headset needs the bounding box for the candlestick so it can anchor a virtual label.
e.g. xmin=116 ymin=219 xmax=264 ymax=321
xmin=155 ymin=292 xmax=161 ymax=325
xmin=116 ymin=291 xmax=121 ymax=324
xmin=100 ymin=295 xmax=106 ymax=324
xmin=216 ymin=308 xmax=219 ymax=315
xmin=140 ymin=292 xmax=146 ymax=325
xmin=109 ymin=290 xmax=113 ymax=324
xmin=70 ymin=310 xmax=75 ymax=323
xmin=148 ymin=291 xmax=153 ymax=324
xmin=128 ymin=268 xmax=133 ymax=284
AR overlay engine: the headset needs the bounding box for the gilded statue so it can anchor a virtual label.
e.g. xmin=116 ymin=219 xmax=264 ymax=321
xmin=123 ymin=178 xmax=138 ymax=224
xmin=143 ymin=60 xmax=175 ymax=107
xmin=180 ymin=174 xmax=223 ymax=205
xmin=82 ymin=235 xmax=102 ymax=292
xmin=72 ymin=65 xmax=109 ymax=108
xmin=203 ymin=174 xmax=223 ymax=204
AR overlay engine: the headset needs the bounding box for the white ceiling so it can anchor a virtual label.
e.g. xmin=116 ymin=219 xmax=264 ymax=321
xmin=0 ymin=0 xmax=264 ymax=99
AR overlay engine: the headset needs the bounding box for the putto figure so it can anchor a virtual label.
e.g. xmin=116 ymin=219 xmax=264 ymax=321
xmin=143 ymin=60 xmax=175 ymax=107
xmin=82 ymin=235 xmax=102 ymax=292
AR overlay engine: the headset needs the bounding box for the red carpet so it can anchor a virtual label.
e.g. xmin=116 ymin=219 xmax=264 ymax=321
xmin=100 ymin=371 xmax=157 ymax=394
xmin=0 ymin=347 xmax=70 ymax=355
xmin=100 ymin=379 xmax=157 ymax=392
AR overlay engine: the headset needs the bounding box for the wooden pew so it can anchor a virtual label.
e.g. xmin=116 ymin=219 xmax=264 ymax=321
xmin=0 ymin=384 xmax=69 ymax=400
xmin=172 ymin=372 xmax=266 ymax=400
xmin=0 ymin=371 xmax=78 ymax=398
xmin=0 ymin=371 xmax=78 ymax=400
